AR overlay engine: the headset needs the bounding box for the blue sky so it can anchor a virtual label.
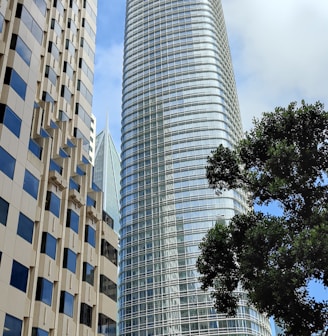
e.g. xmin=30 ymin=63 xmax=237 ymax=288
xmin=92 ymin=0 xmax=328 ymax=329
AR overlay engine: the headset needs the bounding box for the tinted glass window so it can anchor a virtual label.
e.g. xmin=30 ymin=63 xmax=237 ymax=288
xmin=10 ymin=260 xmax=29 ymax=292
xmin=36 ymin=277 xmax=53 ymax=305
xmin=82 ymin=262 xmax=94 ymax=285
xmin=98 ymin=313 xmax=116 ymax=336
xmin=4 ymin=67 xmax=27 ymax=100
xmin=59 ymin=291 xmax=74 ymax=317
xmin=29 ymin=139 xmax=42 ymax=159
xmin=33 ymin=0 xmax=47 ymax=16
xmin=45 ymin=191 xmax=60 ymax=217
xmin=40 ymin=232 xmax=57 ymax=259
xmin=0 ymin=146 xmax=16 ymax=179
xmin=32 ymin=328 xmax=49 ymax=336
xmin=10 ymin=34 xmax=32 ymax=65
xmin=66 ymin=209 xmax=79 ymax=233
xmin=4 ymin=314 xmax=22 ymax=336
xmin=45 ymin=66 xmax=57 ymax=85
xmin=0 ymin=104 xmax=22 ymax=137
xmin=17 ymin=212 xmax=34 ymax=243
xmin=101 ymin=239 xmax=118 ymax=265
xmin=0 ymin=196 xmax=9 ymax=226
xmin=85 ymin=225 xmax=96 ymax=247
xmin=80 ymin=302 xmax=92 ymax=327
xmin=23 ymin=169 xmax=39 ymax=199
xmin=0 ymin=12 xmax=4 ymax=33
xmin=63 ymin=248 xmax=77 ymax=273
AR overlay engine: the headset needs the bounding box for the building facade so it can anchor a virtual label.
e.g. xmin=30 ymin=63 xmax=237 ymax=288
xmin=119 ymin=1 xmax=272 ymax=335
xmin=0 ymin=0 xmax=117 ymax=335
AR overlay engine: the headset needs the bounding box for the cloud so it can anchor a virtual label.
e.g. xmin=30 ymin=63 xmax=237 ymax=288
xmin=93 ymin=43 xmax=123 ymax=149
xmin=222 ymin=0 xmax=328 ymax=130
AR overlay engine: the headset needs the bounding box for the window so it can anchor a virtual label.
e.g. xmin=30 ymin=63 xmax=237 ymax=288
xmin=65 ymin=39 xmax=75 ymax=56
xmin=53 ymin=0 xmax=64 ymax=16
xmin=82 ymin=262 xmax=94 ymax=285
xmin=23 ymin=169 xmax=39 ymax=199
xmin=67 ymin=18 xmax=77 ymax=34
xmin=0 ymin=146 xmax=16 ymax=179
xmin=80 ymin=303 xmax=92 ymax=327
xmin=77 ymin=80 xmax=93 ymax=105
xmin=17 ymin=212 xmax=34 ymax=243
xmin=0 ymin=104 xmax=21 ymax=137
xmin=59 ymin=291 xmax=74 ymax=317
xmin=75 ymin=103 xmax=92 ymax=128
xmin=32 ymin=327 xmax=49 ymax=336
xmin=10 ymin=260 xmax=29 ymax=292
xmin=0 ymin=12 xmax=4 ymax=33
xmin=63 ymin=248 xmax=77 ymax=273
xmin=10 ymin=34 xmax=32 ymax=65
xmin=4 ymin=67 xmax=26 ymax=100
xmin=63 ymin=61 xmax=74 ymax=79
xmin=66 ymin=209 xmax=79 ymax=233
xmin=40 ymin=232 xmax=56 ymax=259
xmin=101 ymin=240 xmax=118 ymax=265
xmin=0 ymin=196 xmax=9 ymax=226
xmin=29 ymin=139 xmax=42 ymax=159
xmin=45 ymin=66 xmax=57 ymax=85
xmin=100 ymin=275 xmax=117 ymax=301
xmin=51 ymin=18 xmax=62 ymax=36
xmin=3 ymin=314 xmax=22 ymax=335
xmin=48 ymin=41 xmax=60 ymax=60
xmin=36 ymin=277 xmax=53 ymax=305
xmin=79 ymin=58 xmax=94 ymax=83
xmin=98 ymin=313 xmax=116 ymax=336
xmin=85 ymin=225 xmax=95 ymax=247
xmin=61 ymin=85 xmax=72 ymax=103
xmin=15 ymin=4 xmax=43 ymax=44
xmin=45 ymin=191 xmax=60 ymax=217
xmin=33 ymin=0 xmax=47 ymax=16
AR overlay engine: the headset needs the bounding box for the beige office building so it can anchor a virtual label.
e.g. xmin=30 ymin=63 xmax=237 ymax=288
xmin=0 ymin=0 xmax=118 ymax=335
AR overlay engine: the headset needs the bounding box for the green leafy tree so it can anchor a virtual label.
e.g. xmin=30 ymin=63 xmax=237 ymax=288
xmin=197 ymin=101 xmax=328 ymax=335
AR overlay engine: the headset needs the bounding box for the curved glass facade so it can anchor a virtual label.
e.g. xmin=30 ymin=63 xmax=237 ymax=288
xmin=119 ymin=1 xmax=271 ymax=335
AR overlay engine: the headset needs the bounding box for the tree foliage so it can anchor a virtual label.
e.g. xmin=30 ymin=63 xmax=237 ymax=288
xmin=197 ymin=101 xmax=328 ymax=335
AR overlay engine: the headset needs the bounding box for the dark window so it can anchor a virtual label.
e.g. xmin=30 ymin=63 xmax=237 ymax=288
xmin=4 ymin=314 xmax=22 ymax=335
xmin=23 ymin=169 xmax=39 ymax=199
xmin=36 ymin=277 xmax=53 ymax=305
xmin=80 ymin=303 xmax=92 ymax=327
xmin=16 ymin=4 xmax=43 ymax=44
xmin=63 ymin=248 xmax=77 ymax=273
xmin=0 ymin=146 xmax=16 ymax=179
xmin=85 ymin=225 xmax=96 ymax=247
xmin=45 ymin=191 xmax=60 ymax=217
xmin=86 ymin=195 xmax=96 ymax=207
xmin=49 ymin=159 xmax=62 ymax=175
xmin=82 ymin=262 xmax=94 ymax=285
xmin=32 ymin=327 xmax=49 ymax=336
xmin=0 ymin=104 xmax=21 ymax=137
xmin=42 ymin=91 xmax=55 ymax=103
xmin=100 ymin=275 xmax=117 ymax=301
xmin=0 ymin=196 xmax=9 ymax=226
xmin=40 ymin=232 xmax=56 ymax=259
xmin=45 ymin=66 xmax=57 ymax=85
xmin=17 ymin=212 xmax=34 ymax=243
xmin=59 ymin=291 xmax=74 ymax=317
xmin=10 ymin=34 xmax=32 ymax=66
xmin=98 ymin=313 xmax=116 ymax=336
xmin=101 ymin=239 xmax=118 ymax=266
xmin=69 ymin=178 xmax=80 ymax=192
xmin=66 ymin=209 xmax=79 ymax=233
xmin=10 ymin=260 xmax=29 ymax=292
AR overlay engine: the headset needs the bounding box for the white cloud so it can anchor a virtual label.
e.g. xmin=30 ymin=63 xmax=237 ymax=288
xmin=222 ymin=0 xmax=328 ymax=130
xmin=93 ymin=43 xmax=123 ymax=149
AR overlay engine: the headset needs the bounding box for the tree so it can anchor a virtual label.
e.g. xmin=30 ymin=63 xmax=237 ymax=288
xmin=197 ymin=101 xmax=328 ymax=335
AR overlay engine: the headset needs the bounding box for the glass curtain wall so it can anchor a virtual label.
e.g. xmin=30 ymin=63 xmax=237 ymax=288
xmin=119 ymin=1 xmax=272 ymax=335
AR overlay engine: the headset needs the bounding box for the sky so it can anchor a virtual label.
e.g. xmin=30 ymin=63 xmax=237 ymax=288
xmin=93 ymin=0 xmax=328 ymax=151
xmin=92 ymin=0 xmax=328 ymax=328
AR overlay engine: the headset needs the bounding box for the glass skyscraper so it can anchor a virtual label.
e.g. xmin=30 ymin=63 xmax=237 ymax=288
xmin=119 ymin=1 xmax=271 ymax=335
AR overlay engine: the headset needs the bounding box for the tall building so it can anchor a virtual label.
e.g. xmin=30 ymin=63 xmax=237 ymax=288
xmin=0 ymin=0 xmax=117 ymax=335
xmin=119 ymin=1 xmax=271 ymax=335
xmin=94 ymin=124 xmax=121 ymax=234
